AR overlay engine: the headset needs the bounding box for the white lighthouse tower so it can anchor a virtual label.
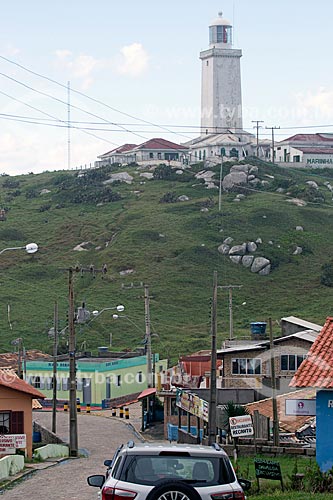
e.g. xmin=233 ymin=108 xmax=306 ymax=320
xmin=200 ymin=12 xmax=243 ymax=134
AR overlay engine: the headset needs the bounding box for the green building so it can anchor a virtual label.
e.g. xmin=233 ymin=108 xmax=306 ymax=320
xmin=25 ymin=354 xmax=167 ymax=407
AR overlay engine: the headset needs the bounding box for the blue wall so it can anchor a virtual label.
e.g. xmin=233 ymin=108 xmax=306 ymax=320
xmin=317 ymin=390 xmax=333 ymax=472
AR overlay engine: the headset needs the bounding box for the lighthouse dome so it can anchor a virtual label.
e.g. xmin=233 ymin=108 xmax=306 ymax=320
xmin=209 ymin=12 xmax=232 ymax=27
xmin=209 ymin=12 xmax=233 ymax=47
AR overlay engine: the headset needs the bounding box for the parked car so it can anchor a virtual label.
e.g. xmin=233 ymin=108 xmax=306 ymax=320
xmin=87 ymin=440 xmax=250 ymax=500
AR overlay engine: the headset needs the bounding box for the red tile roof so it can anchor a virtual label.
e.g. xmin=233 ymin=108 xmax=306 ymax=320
xmin=0 ymin=350 xmax=51 ymax=369
xmin=132 ymin=138 xmax=188 ymax=151
xmin=290 ymin=317 xmax=333 ymax=388
xmin=246 ymin=388 xmax=316 ymax=433
xmin=280 ymin=133 xmax=333 ymax=144
xmin=99 ymin=144 xmax=138 ymax=158
xmin=296 ymin=147 xmax=333 ymax=154
xmin=0 ymin=369 xmax=45 ymax=399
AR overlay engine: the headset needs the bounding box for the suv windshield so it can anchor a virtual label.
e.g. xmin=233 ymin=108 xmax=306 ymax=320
xmin=119 ymin=455 xmax=235 ymax=486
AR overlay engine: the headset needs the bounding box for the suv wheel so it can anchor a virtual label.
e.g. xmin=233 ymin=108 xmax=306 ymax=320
xmin=146 ymin=479 xmax=201 ymax=500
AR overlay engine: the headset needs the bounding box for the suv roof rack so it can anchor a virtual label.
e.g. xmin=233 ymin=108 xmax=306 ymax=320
xmin=127 ymin=440 xmax=135 ymax=448
xmin=211 ymin=443 xmax=221 ymax=451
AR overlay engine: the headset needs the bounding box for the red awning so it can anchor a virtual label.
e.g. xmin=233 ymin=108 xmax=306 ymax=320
xmin=138 ymin=388 xmax=157 ymax=400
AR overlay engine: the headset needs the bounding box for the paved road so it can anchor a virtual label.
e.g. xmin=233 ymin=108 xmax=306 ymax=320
xmin=0 ymin=411 xmax=140 ymax=499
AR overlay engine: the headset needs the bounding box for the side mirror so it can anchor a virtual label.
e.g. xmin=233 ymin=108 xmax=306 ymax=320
xmin=87 ymin=475 xmax=105 ymax=488
xmin=104 ymin=459 xmax=112 ymax=467
xmin=238 ymin=478 xmax=251 ymax=491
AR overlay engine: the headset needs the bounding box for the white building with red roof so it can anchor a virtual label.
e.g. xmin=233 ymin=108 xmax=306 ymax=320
xmin=275 ymin=133 xmax=333 ymax=166
xmin=96 ymin=138 xmax=189 ymax=167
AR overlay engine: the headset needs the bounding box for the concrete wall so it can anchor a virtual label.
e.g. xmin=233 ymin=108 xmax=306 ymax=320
xmin=0 ymin=455 xmax=24 ymax=480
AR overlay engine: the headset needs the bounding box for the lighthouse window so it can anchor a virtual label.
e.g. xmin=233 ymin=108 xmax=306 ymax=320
xmin=216 ymin=26 xmax=223 ymax=43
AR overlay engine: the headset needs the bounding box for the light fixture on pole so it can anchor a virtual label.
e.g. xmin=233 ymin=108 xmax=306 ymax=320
xmin=0 ymin=243 xmax=38 ymax=255
xmin=91 ymin=305 xmax=125 ymax=348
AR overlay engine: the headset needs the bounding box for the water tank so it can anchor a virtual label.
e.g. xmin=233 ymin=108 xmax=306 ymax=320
xmin=250 ymin=322 xmax=267 ymax=335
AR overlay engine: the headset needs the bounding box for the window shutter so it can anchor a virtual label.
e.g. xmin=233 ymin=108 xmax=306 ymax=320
xmin=76 ymin=379 xmax=83 ymax=391
xmin=11 ymin=411 xmax=24 ymax=434
xmin=39 ymin=378 xmax=45 ymax=389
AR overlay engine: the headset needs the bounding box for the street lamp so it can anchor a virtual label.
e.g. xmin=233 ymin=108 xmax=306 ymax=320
xmin=1 ymin=243 xmax=39 ymax=378
xmin=0 ymin=242 xmax=38 ymax=255
xmin=91 ymin=305 xmax=125 ymax=348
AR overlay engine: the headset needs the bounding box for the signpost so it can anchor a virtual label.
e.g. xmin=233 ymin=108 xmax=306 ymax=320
xmin=229 ymin=415 xmax=254 ymax=438
xmin=254 ymin=458 xmax=283 ymax=491
xmin=285 ymin=399 xmax=316 ymax=416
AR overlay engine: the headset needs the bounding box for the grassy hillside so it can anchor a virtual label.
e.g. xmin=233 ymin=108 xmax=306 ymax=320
xmin=0 ymin=160 xmax=333 ymax=363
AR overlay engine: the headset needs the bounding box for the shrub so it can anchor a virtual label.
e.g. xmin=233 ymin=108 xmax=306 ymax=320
xmin=321 ymin=262 xmax=333 ymax=287
xmin=153 ymin=164 xmax=173 ymax=180
xmin=38 ymin=204 xmax=51 ymax=212
xmin=160 ymin=192 xmax=178 ymax=203
xmin=3 ymin=178 xmax=20 ymax=189
xmin=0 ymin=228 xmax=25 ymax=241
xmin=25 ymin=189 xmax=38 ymax=199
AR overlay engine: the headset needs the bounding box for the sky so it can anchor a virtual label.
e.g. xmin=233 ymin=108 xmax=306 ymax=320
xmin=1 ymin=0 xmax=333 ymax=175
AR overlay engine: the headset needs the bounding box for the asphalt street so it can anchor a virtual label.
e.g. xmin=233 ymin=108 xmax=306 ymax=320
xmin=0 ymin=411 xmax=140 ymax=499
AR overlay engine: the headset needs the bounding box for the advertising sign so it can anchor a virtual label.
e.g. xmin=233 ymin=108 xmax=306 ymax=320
xmin=229 ymin=414 xmax=254 ymax=437
xmin=176 ymin=389 xmax=209 ymax=422
xmin=285 ymin=399 xmax=316 ymax=416
xmin=0 ymin=434 xmax=27 ymax=454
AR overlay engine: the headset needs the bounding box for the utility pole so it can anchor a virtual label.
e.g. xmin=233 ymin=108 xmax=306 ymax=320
xmin=266 ymin=126 xmax=280 ymax=164
xmin=144 ymin=285 xmax=153 ymax=388
xmin=68 ymin=268 xmax=78 ymax=457
xmin=269 ymin=317 xmax=279 ymax=447
xmin=219 ymin=285 xmax=243 ymax=341
xmin=252 ymin=120 xmax=264 ymax=157
xmin=61 ymin=264 xmax=107 ymax=457
xmin=208 ymin=271 xmax=217 ymax=445
xmin=52 ymin=301 xmax=58 ymax=434
xmin=218 ymin=155 xmax=223 ymax=212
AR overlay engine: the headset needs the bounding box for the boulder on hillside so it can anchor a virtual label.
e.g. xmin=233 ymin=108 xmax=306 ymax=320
xmin=104 ymin=172 xmax=134 ymax=184
xmin=218 ymin=244 xmax=230 ymax=255
xmin=293 ymin=246 xmax=303 ymax=255
xmin=259 ymin=264 xmax=271 ymax=276
xmin=223 ymin=237 xmax=234 ymax=245
xmin=178 ymin=195 xmax=189 ymax=202
xmin=140 ymin=172 xmax=154 ymax=179
xmin=242 ymin=255 xmax=254 ymax=268
xmin=306 ymin=181 xmax=319 ymax=189
xmin=251 ymin=257 xmax=271 ymax=273
xmin=229 ymin=243 xmax=247 ymax=256
xmin=296 ymin=226 xmax=304 ymax=231
xmin=222 ymin=171 xmax=248 ymax=191
xmin=247 ymin=242 xmax=257 ymax=253
xmin=230 ymin=255 xmax=242 ymax=264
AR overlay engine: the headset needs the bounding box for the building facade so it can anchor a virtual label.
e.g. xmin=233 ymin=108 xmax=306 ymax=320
xmin=275 ymin=133 xmax=333 ymax=167
xmin=26 ymin=354 xmax=167 ymax=407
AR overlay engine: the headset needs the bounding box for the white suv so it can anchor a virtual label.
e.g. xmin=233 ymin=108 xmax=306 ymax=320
xmin=87 ymin=441 xmax=250 ymax=500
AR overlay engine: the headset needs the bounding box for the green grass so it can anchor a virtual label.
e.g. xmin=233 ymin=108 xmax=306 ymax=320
xmin=0 ymin=161 xmax=333 ymax=362
xmin=233 ymin=455 xmax=333 ymax=498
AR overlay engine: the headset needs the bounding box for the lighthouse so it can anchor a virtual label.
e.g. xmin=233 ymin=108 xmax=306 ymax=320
xmin=200 ymin=12 xmax=243 ymax=134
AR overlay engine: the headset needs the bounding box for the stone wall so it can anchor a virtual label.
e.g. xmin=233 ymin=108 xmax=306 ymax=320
xmin=33 ymin=421 xmax=65 ymax=445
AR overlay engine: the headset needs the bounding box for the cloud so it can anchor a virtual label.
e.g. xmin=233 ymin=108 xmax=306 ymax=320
xmin=116 ymin=43 xmax=149 ymax=77
xmin=54 ymin=50 xmax=104 ymax=89
xmin=294 ymin=87 xmax=333 ymax=122
xmin=3 ymin=44 xmax=20 ymax=57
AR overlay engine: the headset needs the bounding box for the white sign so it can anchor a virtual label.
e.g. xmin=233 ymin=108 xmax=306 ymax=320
xmin=229 ymin=415 xmax=254 ymax=437
xmin=0 ymin=434 xmax=27 ymax=454
xmin=285 ymin=399 xmax=316 ymax=416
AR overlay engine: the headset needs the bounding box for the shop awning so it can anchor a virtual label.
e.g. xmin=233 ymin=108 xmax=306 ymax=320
xmin=138 ymin=388 xmax=156 ymax=400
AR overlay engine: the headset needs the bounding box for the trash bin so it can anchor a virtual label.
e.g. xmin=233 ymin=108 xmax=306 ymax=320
xmin=33 ymin=431 xmax=41 ymax=443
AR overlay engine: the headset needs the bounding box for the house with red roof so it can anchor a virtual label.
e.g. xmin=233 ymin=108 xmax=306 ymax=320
xmin=0 ymin=369 xmax=45 ymax=458
xmin=290 ymin=316 xmax=333 ymax=471
xmin=96 ymin=138 xmax=189 ymax=166
xmin=275 ymin=133 xmax=333 ymax=166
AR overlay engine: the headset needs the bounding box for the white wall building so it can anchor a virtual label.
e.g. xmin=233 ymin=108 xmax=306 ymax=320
xmin=275 ymin=134 xmax=333 ymax=167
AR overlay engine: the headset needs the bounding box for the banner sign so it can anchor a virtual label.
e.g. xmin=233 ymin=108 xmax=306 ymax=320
xmin=0 ymin=434 xmax=26 ymax=454
xmin=285 ymin=399 xmax=316 ymax=416
xmin=176 ymin=389 xmax=209 ymax=422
